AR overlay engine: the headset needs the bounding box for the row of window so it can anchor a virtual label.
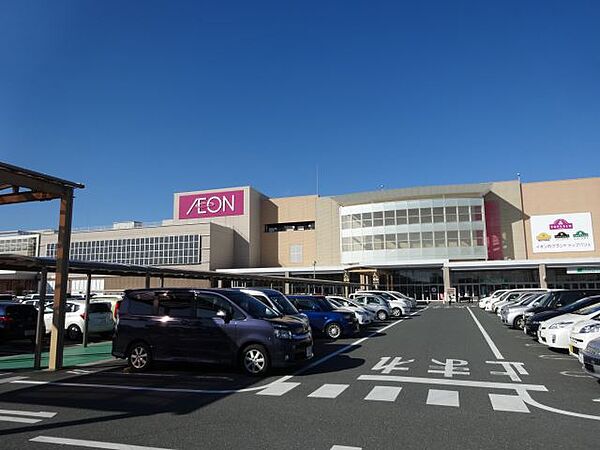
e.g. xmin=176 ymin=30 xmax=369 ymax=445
xmin=341 ymin=205 xmax=483 ymax=229
xmin=265 ymin=221 xmax=315 ymax=233
xmin=46 ymin=235 xmax=201 ymax=266
xmin=0 ymin=237 xmax=37 ymax=257
xmin=341 ymin=230 xmax=485 ymax=251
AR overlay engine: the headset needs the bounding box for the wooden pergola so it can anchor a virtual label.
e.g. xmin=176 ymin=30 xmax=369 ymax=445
xmin=0 ymin=161 xmax=84 ymax=370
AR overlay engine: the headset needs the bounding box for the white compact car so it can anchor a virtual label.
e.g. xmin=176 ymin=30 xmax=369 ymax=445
xmin=568 ymin=314 xmax=600 ymax=357
xmin=349 ymin=293 xmax=392 ymax=321
xmin=43 ymin=301 xmax=114 ymax=341
xmin=327 ymin=296 xmax=373 ymax=326
xmin=479 ymin=290 xmax=507 ymax=309
xmin=354 ymin=291 xmax=411 ymax=317
xmin=538 ymin=303 xmax=600 ymax=350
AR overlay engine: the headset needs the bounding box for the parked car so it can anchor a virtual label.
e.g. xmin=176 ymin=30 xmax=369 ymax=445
xmin=0 ymin=294 xmax=16 ymax=302
xmin=580 ymin=336 xmax=600 ymax=379
xmin=0 ymin=302 xmax=37 ymax=343
xmin=349 ymin=293 xmax=392 ymax=321
xmin=537 ymin=299 xmax=600 ymax=350
xmin=326 ymin=296 xmax=374 ymax=326
xmin=524 ymin=290 xmax=600 ymax=336
xmin=501 ymin=293 xmax=548 ymax=328
xmin=90 ymin=294 xmax=123 ymax=318
xmin=498 ymin=292 xmax=539 ymax=317
xmin=112 ymin=288 xmax=313 ymax=375
xmin=288 ymin=295 xmax=359 ymax=339
xmin=569 ymin=314 xmax=600 ymax=357
xmin=479 ymin=290 xmax=507 ymax=309
xmin=487 ymin=289 xmax=547 ymax=313
xmin=236 ymin=288 xmax=309 ymax=327
xmin=354 ymin=290 xmax=411 ymax=316
xmin=44 ymin=301 xmax=114 ymax=341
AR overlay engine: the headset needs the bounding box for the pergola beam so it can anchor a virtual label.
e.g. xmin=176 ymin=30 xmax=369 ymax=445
xmin=0 ymin=190 xmax=61 ymax=205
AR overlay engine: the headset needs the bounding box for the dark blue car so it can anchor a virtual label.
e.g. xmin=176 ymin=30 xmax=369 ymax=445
xmin=112 ymin=288 xmax=313 ymax=376
xmin=288 ymin=295 xmax=359 ymax=339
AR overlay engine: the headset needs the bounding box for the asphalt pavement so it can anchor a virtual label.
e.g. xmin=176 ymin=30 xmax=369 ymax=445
xmin=0 ymin=304 xmax=599 ymax=449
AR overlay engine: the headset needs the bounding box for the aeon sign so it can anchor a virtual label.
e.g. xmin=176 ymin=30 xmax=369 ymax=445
xmin=549 ymin=218 xmax=574 ymax=230
xmin=178 ymin=189 xmax=245 ymax=219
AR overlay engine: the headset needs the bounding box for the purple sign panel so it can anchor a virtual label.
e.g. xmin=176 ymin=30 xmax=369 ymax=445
xmin=178 ymin=189 xmax=245 ymax=219
xmin=549 ymin=218 xmax=574 ymax=230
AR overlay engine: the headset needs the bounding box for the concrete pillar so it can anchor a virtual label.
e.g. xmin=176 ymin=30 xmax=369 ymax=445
xmin=539 ymin=264 xmax=548 ymax=289
xmin=145 ymin=273 xmax=151 ymax=288
xmin=83 ymin=273 xmax=92 ymax=347
xmin=217 ymin=279 xmax=224 ymax=288
xmin=284 ymin=271 xmax=290 ymax=295
xmin=443 ymin=266 xmax=451 ymax=301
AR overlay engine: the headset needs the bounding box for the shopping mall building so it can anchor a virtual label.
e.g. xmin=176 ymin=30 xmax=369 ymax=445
xmin=2 ymin=176 xmax=600 ymax=299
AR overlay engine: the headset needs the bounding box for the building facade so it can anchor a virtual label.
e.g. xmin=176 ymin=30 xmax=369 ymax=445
xmin=2 ymin=177 xmax=600 ymax=298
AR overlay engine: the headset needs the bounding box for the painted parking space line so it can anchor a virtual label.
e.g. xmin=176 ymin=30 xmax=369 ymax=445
xmin=466 ymin=307 xmax=504 ymax=360
xmin=0 ymin=409 xmax=56 ymax=418
xmin=0 ymin=415 xmax=42 ymax=424
xmin=308 ymin=384 xmax=349 ymax=399
xmin=364 ymin=386 xmax=402 ymax=402
xmin=256 ymin=381 xmax=301 ymax=396
xmin=426 ymin=389 xmax=460 ymax=407
xmin=30 ymin=436 xmax=174 ymax=450
xmin=489 ymin=394 xmax=530 ymax=413
xmin=357 ymin=375 xmax=548 ymax=392
xmin=330 ymin=446 xmax=362 ymax=450
xmin=0 ymin=376 xmax=27 ymax=384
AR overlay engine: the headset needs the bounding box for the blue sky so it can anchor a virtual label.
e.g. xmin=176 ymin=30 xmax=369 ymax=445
xmin=1 ymin=1 xmax=599 ymax=230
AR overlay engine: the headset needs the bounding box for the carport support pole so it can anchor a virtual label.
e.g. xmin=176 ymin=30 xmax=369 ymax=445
xmin=49 ymin=191 xmax=74 ymax=371
xmin=145 ymin=273 xmax=150 ymax=288
xmin=83 ymin=273 xmax=92 ymax=348
xmin=284 ymin=271 xmax=290 ymax=295
xmin=539 ymin=264 xmax=548 ymax=289
xmin=34 ymin=268 xmax=48 ymax=370
xmin=443 ymin=265 xmax=451 ymax=304
xmin=160 ymin=276 xmax=165 ymax=288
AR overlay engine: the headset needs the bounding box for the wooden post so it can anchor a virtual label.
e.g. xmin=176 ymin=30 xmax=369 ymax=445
xmin=34 ymin=268 xmax=48 ymax=370
xmin=83 ymin=273 xmax=92 ymax=347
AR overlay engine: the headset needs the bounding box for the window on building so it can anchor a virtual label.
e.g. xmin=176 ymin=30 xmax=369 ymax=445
xmin=342 ymin=237 xmax=352 ymax=252
xmin=385 ymin=233 xmax=397 ymax=249
xmin=458 ymin=206 xmax=470 ymax=222
xmin=384 ymin=210 xmax=395 ymax=226
xmin=396 ymin=209 xmax=408 ymax=225
xmin=373 ymin=234 xmax=384 ymax=250
xmin=362 ymin=212 xmax=373 ymax=228
xmin=373 ymin=212 xmax=384 ymax=227
xmin=434 ymin=231 xmax=446 ymax=247
xmin=408 ymin=208 xmax=420 ymax=224
xmin=352 ymin=236 xmax=362 ymax=251
xmin=289 ymin=244 xmax=303 ymax=263
xmin=471 ymin=205 xmax=483 ymax=221
xmin=447 ymin=230 xmax=459 ymax=247
xmin=341 ymin=215 xmax=351 ymax=229
xmin=409 ymin=232 xmax=421 ymax=248
xmin=433 ymin=207 xmax=444 ymax=223
xmin=473 ymin=229 xmax=485 ymax=246
xmin=397 ymin=233 xmax=409 ymax=249
xmin=460 ymin=230 xmax=472 ymax=247
xmin=422 ymin=231 xmax=433 ymax=248
xmin=352 ymin=214 xmax=362 ymax=229
xmin=363 ymin=235 xmax=373 ymax=250
xmin=420 ymin=208 xmax=432 ymax=224
xmin=445 ymin=206 xmax=457 ymax=222
xmin=265 ymin=221 xmax=315 ymax=233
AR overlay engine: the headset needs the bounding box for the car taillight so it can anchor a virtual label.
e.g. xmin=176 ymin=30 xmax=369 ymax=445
xmin=114 ymin=301 xmax=122 ymax=318
xmin=80 ymin=312 xmax=87 ymax=320
xmin=0 ymin=316 xmax=13 ymax=323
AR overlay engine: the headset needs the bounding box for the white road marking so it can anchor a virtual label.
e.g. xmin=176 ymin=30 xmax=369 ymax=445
xmin=0 ymin=409 xmax=56 ymax=418
xmin=539 ymin=354 xmax=572 ymax=360
xmin=364 ymin=386 xmax=402 ymax=402
xmin=518 ymin=389 xmax=600 ymax=421
xmin=357 ymin=375 xmax=547 ymax=392
xmin=330 ymin=446 xmax=362 ymax=450
xmin=466 ymin=307 xmax=504 ymax=360
xmin=256 ymin=381 xmax=301 ymax=396
xmin=308 ymin=384 xmax=349 ymax=399
xmin=294 ymin=307 xmax=429 ymax=376
xmin=489 ymin=393 xmax=530 ymax=413
xmin=559 ymin=370 xmax=593 ymax=379
xmin=30 ymin=436 xmax=174 ymax=450
xmin=0 ymin=415 xmax=42 ymax=424
xmin=426 ymin=389 xmax=460 ymax=407
xmin=76 ymin=358 xmax=117 ymax=367
xmin=0 ymin=376 xmax=28 ymax=384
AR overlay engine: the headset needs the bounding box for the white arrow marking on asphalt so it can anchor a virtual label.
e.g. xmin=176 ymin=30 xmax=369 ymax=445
xmin=30 ymin=436 xmax=174 ymax=450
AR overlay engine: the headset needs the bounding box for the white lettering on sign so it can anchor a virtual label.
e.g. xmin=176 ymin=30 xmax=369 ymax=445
xmin=371 ymin=356 xmax=415 ymax=374
xmin=486 ymin=361 xmax=529 ymax=382
xmin=186 ymin=195 xmax=236 ymax=216
xmin=428 ymin=359 xmax=470 ymax=378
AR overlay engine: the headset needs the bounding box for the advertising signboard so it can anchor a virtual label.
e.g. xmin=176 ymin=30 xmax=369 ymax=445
xmin=531 ymin=213 xmax=594 ymax=253
xmin=178 ymin=189 xmax=245 ymax=220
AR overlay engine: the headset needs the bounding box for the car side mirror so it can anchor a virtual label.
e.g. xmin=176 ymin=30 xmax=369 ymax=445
xmin=216 ymin=309 xmax=231 ymax=323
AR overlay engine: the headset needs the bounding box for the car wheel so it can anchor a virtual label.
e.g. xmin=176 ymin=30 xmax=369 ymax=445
xmin=391 ymin=307 xmax=402 ymax=318
xmin=377 ymin=310 xmax=388 ymax=321
xmin=127 ymin=342 xmax=152 ymax=372
xmin=325 ymin=323 xmax=342 ymax=339
xmin=67 ymin=324 xmax=82 ymax=341
xmin=241 ymin=344 xmax=270 ymax=376
xmin=514 ymin=316 xmax=524 ymax=329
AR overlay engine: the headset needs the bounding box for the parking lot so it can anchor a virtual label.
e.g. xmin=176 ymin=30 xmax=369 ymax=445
xmin=0 ymin=304 xmax=598 ymax=449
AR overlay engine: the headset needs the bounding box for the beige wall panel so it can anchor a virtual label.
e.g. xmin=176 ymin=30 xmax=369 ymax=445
xmin=486 ymin=180 xmax=527 ymax=260
xmin=316 ymin=197 xmax=341 ymax=266
xmin=523 ymin=178 xmax=600 ymax=259
xmin=261 ymin=230 xmax=316 ymax=267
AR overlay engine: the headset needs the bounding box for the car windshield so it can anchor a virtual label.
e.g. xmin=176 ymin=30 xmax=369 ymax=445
xmin=327 ymin=298 xmax=342 ymax=308
xmin=536 ymin=292 xmax=554 ymax=307
xmin=572 ymin=301 xmax=600 ymax=316
xmin=521 ymin=294 xmax=541 ymax=306
xmin=225 ymin=291 xmax=281 ymax=319
xmin=265 ymin=291 xmax=299 ymax=315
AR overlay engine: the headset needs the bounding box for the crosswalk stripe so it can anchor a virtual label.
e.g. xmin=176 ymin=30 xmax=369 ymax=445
xmin=330 ymin=446 xmax=362 ymax=450
xmin=256 ymin=382 xmax=301 ymax=397
xmin=30 ymin=436 xmax=174 ymax=450
xmin=489 ymin=394 xmax=530 ymax=413
xmin=364 ymin=386 xmax=402 ymax=402
xmin=0 ymin=415 xmax=42 ymax=424
xmin=308 ymin=384 xmax=349 ymax=399
xmin=0 ymin=409 xmax=57 ymax=418
xmin=426 ymin=389 xmax=460 ymax=407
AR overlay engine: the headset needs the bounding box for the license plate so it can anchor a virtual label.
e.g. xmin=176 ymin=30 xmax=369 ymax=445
xmin=306 ymin=346 xmax=313 ymax=358
xmin=24 ymin=330 xmax=35 ymax=337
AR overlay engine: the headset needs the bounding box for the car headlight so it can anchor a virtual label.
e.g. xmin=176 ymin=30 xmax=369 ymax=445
xmin=548 ymin=321 xmax=574 ymax=330
xmin=579 ymin=324 xmax=600 ymax=334
xmin=274 ymin=327 xmax=293 ymax=339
